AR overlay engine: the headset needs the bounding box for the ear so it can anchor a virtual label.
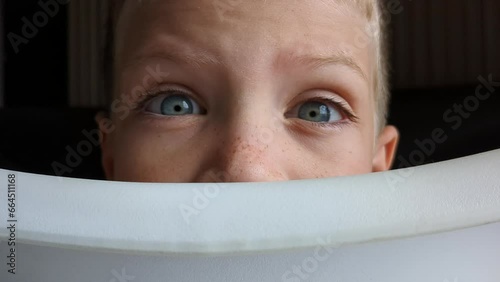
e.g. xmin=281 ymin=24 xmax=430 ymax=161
xmin=95 ymin=111 xmax=115 ymax=180
xmin=372 ymin=125 xmax=400 ymax=172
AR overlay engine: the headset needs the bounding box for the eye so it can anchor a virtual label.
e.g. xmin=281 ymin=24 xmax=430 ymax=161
xmin=295 ymin=101 xmax=343 ymax=123
xmin=144 ymin=91 xmax=204 ymax=116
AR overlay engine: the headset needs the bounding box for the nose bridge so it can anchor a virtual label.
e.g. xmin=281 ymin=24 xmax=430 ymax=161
xmin=220 ymin=79 xmax=275 ymax=147
xmin=196 ymin=104 xmax=287 ymax=183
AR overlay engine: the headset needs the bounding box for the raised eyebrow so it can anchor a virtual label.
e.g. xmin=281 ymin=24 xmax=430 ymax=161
xmin=123 ymin=41 xmax=225 ymax=70
xmin=278 ymin=52 xmax=368 ymax=82
xmin=122 ymin=39 xmax=367 ymax=81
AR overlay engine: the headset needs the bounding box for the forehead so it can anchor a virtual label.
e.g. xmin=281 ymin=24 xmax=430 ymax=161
xmin=115 ymin=0 xmax=374 ymax=58
xmin=114 ymin=0 xmax=377 ymax=96
xmin=114 ymin=0 xmax=374 ymax=21
xmin=113 ymin=0 xmax=375 ymax=28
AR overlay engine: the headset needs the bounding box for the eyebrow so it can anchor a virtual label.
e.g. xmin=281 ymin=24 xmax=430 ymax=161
xmin=126 ymin=40 xmax=367 ymax=81
xmin=124 ymin=42 xmax=225 ymax=70
xmin=276 ymin=51 xmax=368 ymax=82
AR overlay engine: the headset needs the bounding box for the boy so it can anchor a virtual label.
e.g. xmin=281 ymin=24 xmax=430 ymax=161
xmin=96 ymin=0 xmax=399 ymax=182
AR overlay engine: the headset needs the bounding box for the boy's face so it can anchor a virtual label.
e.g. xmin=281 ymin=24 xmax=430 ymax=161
xmin=98 ymin=0 xmax=399 ymax=182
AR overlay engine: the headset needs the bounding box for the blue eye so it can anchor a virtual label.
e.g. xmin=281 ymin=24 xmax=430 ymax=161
xmin=145 ymin=92 xmax=204 ymax=116
xmin=297 ymin=101 xmax=343 ymax=123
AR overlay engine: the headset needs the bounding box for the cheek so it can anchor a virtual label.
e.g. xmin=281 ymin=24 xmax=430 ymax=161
xmin=111 ymin=120 xmax=202 ymax=182
xmin=282 ymin=128 xmax=374 ymax=179
xmin=336 ymin=137 xmax=374 ymax=175
xmin=304 ymin=108 xmax=376 ymax=178
xmin=318 ymin=135 xmax=373 ymax=177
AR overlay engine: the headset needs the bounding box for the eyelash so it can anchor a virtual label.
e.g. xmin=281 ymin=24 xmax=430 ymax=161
xmin=283 ymin=91 xmax=359 ymax=132
xmin=132 ymin=87 xmax=197 ymax=112
xmin=132 ymin=88 xmax=359 ymax=126
xmin=296 ymin=95 xmax=359 ymax=122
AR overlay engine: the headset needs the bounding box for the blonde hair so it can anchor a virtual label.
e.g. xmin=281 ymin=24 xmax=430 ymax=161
xmin=363 ymin=0 xmax=391 ymax=132
xmin=105 ymin=0 xmax=390 ymax=130
xmin=338 ymin=0 xmax=390 ymax=132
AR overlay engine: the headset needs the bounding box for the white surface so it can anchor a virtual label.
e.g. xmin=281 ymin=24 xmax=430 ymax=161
xmin=3 ymin=222 xmax=500 ymax=282
xmin=0 ymin=149 xmax=499 ymax=281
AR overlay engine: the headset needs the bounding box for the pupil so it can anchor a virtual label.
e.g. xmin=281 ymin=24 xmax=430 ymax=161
xmin=298 ymin=102 xmax=331 ymax=122
xmin=160 ymin=95 xmax=194 ymax=115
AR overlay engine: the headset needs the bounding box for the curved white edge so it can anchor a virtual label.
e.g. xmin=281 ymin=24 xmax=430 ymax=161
xmin=0 ymin=149 xmax=499 ymax=255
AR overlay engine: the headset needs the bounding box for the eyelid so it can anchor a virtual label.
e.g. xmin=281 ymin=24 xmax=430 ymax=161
xmin=290 ymin=92 xmax=359 ymax=123
xmin=321 ymin=96 xmax=359 ymax=122
xmin=133 ymin=85 xmax=203 ymax=112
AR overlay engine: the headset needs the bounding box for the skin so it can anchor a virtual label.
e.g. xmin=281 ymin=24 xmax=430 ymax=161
xmin=96 ymin=0 xmax=399 ymax=183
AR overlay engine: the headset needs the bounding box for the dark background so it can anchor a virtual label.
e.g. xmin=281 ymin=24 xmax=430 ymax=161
xmin=0 ymin=0 xmax=499 ymax=180
xmin=2 ymin=0 xmax=67 ymax=107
